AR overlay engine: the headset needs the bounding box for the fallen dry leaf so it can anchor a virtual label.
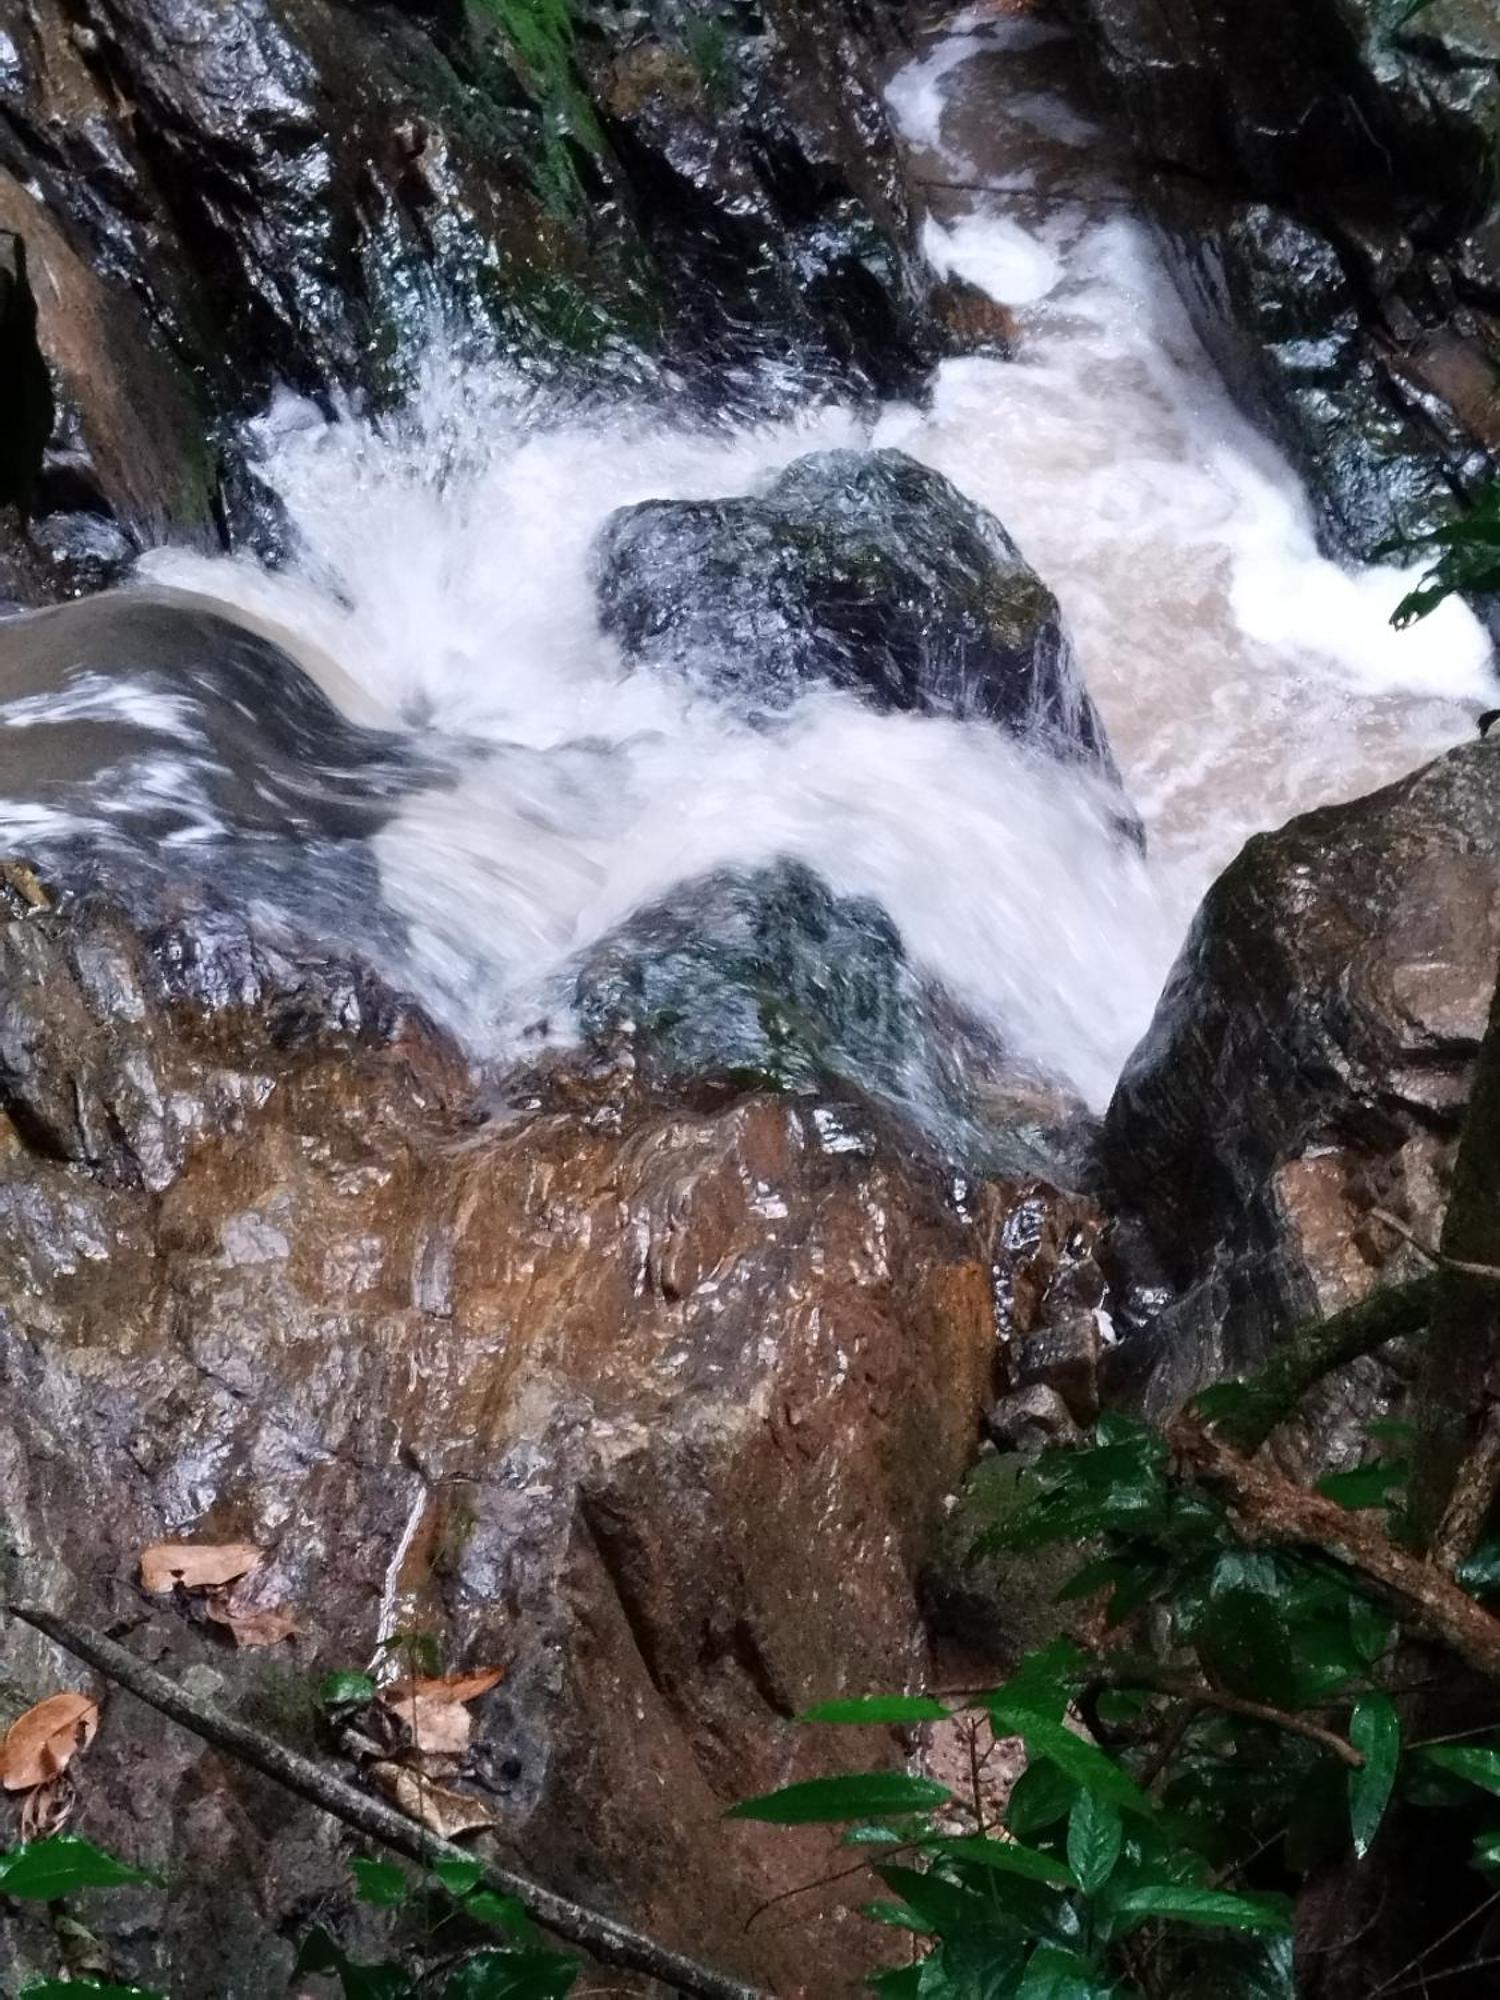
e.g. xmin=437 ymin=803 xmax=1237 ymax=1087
xmin=382 ymin=1666 xmax=503 ymax=1708
xmin=204 ymin=1597 xmax=298 ymax=1649
xmin=369 ymin=1760 xmax=495 ymax=1839
xmin=20 ymin=1771 xmax=76 ymax=1841
xmin=1 ymin=1692 xmax=99 ymax=1792
xmin=140 ymin=1541 xmax=262 ymax=1595
xmin=385 ymin=1693 xmax=473 ymax=1757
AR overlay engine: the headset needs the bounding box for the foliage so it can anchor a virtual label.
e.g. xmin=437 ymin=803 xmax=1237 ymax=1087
xmin=736 ymin=1410 xmax=1500 ymax=1995
xmin=1380 ymin=480 xmax=1500 ymax=625
xmin=0 ymin=1834 xmax=576 ymax=1998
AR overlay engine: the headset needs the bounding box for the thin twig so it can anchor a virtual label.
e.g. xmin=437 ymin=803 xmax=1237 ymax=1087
xmin=1368 ymin=1882 xmax=1500 ymax=1996
xmin=7 ymin=1604 xmax=768 ymax=2000
xmin=1089 ymin=1665 xmax=1362 ymax=1767
xmin=1371 ymin=1208 xmax=1500 ymax=1283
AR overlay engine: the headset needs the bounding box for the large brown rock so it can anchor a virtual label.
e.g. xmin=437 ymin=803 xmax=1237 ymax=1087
xmin=0 ymin=870 xmax=1011 ymax=1996
xmin=1104 ymin=737 xmax=1500 ymax=1422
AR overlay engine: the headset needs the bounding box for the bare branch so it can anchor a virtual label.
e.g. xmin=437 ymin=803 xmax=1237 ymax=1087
xmin=7 ymin=1604 xmax=768 ymax=2000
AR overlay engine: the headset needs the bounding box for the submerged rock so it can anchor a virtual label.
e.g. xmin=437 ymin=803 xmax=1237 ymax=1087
xmin=1104 ymin=737 xmax=1500 ymax=1418
xmin=0 ymin=871 xmax=1007 ymax=1996
xmin=596 ymin=447 xmax=1122 ymax=774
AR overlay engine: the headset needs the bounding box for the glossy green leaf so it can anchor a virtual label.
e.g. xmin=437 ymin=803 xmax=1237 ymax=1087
xmin=433 ymin=1858 xmax=486 ymax=1897
xmin=1107 ymin=1883 xmax=1292 ymax=1934
xmin=441 ymin=1949 xmax=580 ymax=1999
xmin=987 ymin=1702 xmax=1152 ymax=1818
xmin=1015 ymin=1944 xmax=1112 ymax=1999
xmin=1066 ymin=1792 xmax=1123 ymax=1895
xmin=1005 ymin=1759 xmax=1078 ymax=1838
xmin=1348 ymin=1693 xmax=1400 ymax=1859
xmin=0 ymin=1837 xmax=153 ymax=1901
xmin=1421 ymin=1745 xmax=1500 ymax=1798
xmin=294 ymin=1927 xmax=414 ymax=2000
xmin=465 ymin=1891 xmax=533 ymax=1937
xmin=801 ymin=1695 xmax=952 ymax=1725
xmin=1315 ymin=1462 xmax=1408 ymax=1511
xmin=923 ymin=1834 xmax=1074 ymax=1886
xmin=861 ymin=1898 xmax=935 ymax=1933
xmin=319 ymin=1671 xmax=377 ymax=1709
xmin=727 ymin=1772 xmax=951 ymax=1823
xmin=1474 ymin=1827 xmax=1500 ymax=1869
xmin=351 ymin=1857 xmax=409 ymax=1908
xmin=873 ymin=1864 xmax=990 ymax=1936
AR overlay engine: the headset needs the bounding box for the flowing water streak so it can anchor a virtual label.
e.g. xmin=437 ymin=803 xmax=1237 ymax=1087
xmin=133 ymin=16 xmax=1495 ymax=1113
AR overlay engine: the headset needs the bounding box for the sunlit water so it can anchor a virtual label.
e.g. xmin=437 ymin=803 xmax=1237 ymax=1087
xmin=20 ymin=8 xmax=1499 ymax=1113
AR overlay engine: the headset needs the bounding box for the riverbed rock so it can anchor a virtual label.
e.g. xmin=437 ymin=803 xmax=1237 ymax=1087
xmin=0 ymin=0 xmax=933 ymax=602
xmin=1067 ymin=0 xmax=1500 ymax=556
xmin=595 ymin=447 xmax=1122 ymax=778
xmin=0 ymin=866 xmax=1013 ymax=1996
xmin=1104 ymin=736 xmax=1500 ymax=1420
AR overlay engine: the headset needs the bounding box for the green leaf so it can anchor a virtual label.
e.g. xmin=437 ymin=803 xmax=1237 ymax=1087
xmin=1315 ymin=1463 xmax=1408 ymax=1511
xmin=1457 ymin=1539 xmax=1500 ymax=1597
xmin=441 ymin=1949 xmax=580 ymax=1999
xmin=351 ymin=1857 xmax=409 ymax=1908
xmin=22 ymin=1986 xmax=166 ymax=1998
xmin=1473 ymin=1828 xmax=1500 ymax=1869
xmin=1348 ymin=1693 xmax=1400 ymax=1859
xmin=1015 ymin=1944 xmax=1113 ymax=1999
xmin=1066 ymin=1792 xmax=1123 ymax=1895
xmin=1420 ymin=1745 xmax=1500 ymax=1798
xmin=861 ymin=1898 xmax=936 ymax=1933
xmin=1107 ymin=1883 xmax=1292 ymax=1934
xmin=1005 ymin=1759 xmax=1078 ymax=1838
xmin=320 ymin=1671 xmax=377 ymax=1709
xmin=0 ymin=1837 xmax=153 ymax=1901
xmin=727 ymin=1772 xmax=951 ymax=1823
xmin=801 ymin=1695 xmax=952 ymax=1725
xmin=872 ymin=1865 xmax=990 ymax=1936
xmin=987 ymin=1701 xmax=1153 ymax=1819
xmin=923 ymin=1834 xmax=1074 ymax=1886
xmin=433 ymin=1858 xmax=487 ymax=1898
xmin=465 ymin=1891 xmax=534 ymax=1938
xmin=294 ymin=1927 xmax=415 ymax=2000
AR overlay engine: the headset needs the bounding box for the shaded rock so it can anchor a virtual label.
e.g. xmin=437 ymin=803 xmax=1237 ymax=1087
xmin=1104 ymin=737 xmax=1500 ymax=1414
xmin=1067 ymin=0 xmax=1500 ymax=556
xmin=595 ymin=447 xmax=1122 ymax=775
xmin=0 ymin=868 xmax=1009 ymax=1996
xmin=0 ymin=0 xmax=934 ymax=606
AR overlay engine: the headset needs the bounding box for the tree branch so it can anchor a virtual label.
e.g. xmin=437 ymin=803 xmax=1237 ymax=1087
xmin=1093 ymin=1665 xmax=1363 ymax=1768
xmin=1203 ymin=1275 xmax=1438 ymax=1453
xmin=7 ymin=1604 xmax=769 ymax=2000
xmin=1431 ymin=1402 xmax=1500 ymax=1575
xmin=1164 ymin=1420 xmax=1500 ymax=1682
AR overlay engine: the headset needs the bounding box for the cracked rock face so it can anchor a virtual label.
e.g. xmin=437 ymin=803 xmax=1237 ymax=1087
xmin=0 ymin=872 xmax=1013 ymax=1995
xmin=1104 ymin=737 xmax=1500 ymax=1426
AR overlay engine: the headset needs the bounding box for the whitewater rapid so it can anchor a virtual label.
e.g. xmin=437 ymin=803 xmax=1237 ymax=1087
xmin=92 ymin=13 xmax=1500 ymax=1108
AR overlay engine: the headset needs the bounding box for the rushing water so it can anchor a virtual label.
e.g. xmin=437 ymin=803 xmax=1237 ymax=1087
xmin=11 ymin=8 xmax=1497 ymax=1115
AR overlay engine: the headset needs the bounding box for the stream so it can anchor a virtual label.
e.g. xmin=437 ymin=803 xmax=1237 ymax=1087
xmin=8 ymin=6 xmax=1494 ymax=1116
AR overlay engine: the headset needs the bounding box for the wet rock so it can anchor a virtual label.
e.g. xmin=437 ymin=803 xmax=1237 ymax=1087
xmin=596 ymin=447 xmax=1122 ymax=775
xmin=0 ymin=869 xmax=1010 ymax=1996
xmin=571 ymin=857 xmax=1093 ymax=1175
xmin=1067 ymin=0 xmax=1500 ymax=555
xmin=1104 ymin=738 xmax=1500 ymax=1414
xmin=0 ymin=0 xmax=933 ymax=603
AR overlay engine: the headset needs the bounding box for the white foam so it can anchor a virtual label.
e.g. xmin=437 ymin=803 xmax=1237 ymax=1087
xmin=111 ymin=23 xmax=1495 ymax=1115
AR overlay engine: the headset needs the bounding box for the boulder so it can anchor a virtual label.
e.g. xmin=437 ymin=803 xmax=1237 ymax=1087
xmin=0 ymin=0 xmax=934 ymax=602
xmin=595 ymin=447 xmax=1122 ymax=777
xmin=0 ymin=867 xmax=1015 ymax=1996
xmin=1103 ymin=736 xmax=1500 ymax=1420
xmin=1066 ymin=0 xmax=1500 ymax=556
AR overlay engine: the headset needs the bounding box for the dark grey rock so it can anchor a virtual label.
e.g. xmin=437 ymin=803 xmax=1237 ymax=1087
xmin=595 ymin=447 xmax=1121 ymax=775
